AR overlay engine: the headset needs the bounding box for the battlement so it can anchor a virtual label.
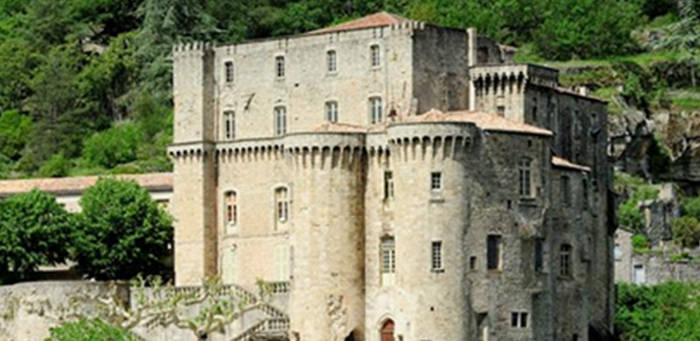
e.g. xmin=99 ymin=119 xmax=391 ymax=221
xmin=172 ymin=41 xmax=215 ymax=54
xmin=471 ymin=64 xmax=560 ymax=89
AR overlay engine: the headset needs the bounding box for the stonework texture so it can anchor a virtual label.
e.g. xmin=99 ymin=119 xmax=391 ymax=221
xmin=169 ymin=13 xmax=614 ymax=341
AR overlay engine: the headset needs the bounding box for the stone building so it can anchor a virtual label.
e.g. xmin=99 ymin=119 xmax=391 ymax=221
xmin=168 ymin=12 xmax=614 ymax=341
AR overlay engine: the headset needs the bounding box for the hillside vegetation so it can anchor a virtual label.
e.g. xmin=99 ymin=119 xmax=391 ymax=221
xmin=0 ymin=0 xmax=683 ymax=179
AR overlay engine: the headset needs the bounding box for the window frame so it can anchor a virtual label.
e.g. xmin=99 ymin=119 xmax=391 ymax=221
xmin=370 ymin=44 xmax=381 ymax=68
xmin=275 ymin=55 xmax=285 ymax=79
xmin=561 ymin=176 xmax=571 ymax=207
xmin=487 ymin=235 xmax=502 ymax=271
xmin=511 ymin=312 xmax=529 ymax=328
xmin=431 ymin=172 xmax=442 ymax=192
xmin=224 ymin=61 xmax=234 ymax=84
xmin=223 ymin=110 xmax=235 ymax=140
xmin=560 ymin=244 xmax=572 ymax=277
xmin=274 ymin=106 xmax=287 ymax=136
xmin=518 ymin=158 xmax=533 ymax=198
xmin=381 ymin=237 xmax=396 ymax=274
xmin=369 ymin=97 xmax=383 ymax=124
xmin=325 ymin=101 xmax=339 ymax=123
xmin=274 ymin=186 xmax=290 ymax=230
xmin=327 ymin=50 xmax=337 ymax=73
xmin=384 ymin=171 xmax=394 ymax=200
xmin=431 ymin=241 xmax=443 ymax=272
xmin=224 ymin=190 xmax=238 ymax=227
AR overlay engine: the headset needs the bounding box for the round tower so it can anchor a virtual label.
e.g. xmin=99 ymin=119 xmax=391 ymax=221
xmin=285 ymin=133 xmax=367 ymax=341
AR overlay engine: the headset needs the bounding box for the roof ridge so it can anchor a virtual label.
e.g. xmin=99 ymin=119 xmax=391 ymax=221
xmin=308 ymin=12 xmax=411 ymax=35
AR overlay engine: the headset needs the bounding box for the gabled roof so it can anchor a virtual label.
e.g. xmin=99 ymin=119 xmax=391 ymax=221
xmin=551 ymin=156 xmax=591 ymax=172
xmin=401 ymin=109 xmax=554 ymax=136
xmin=0 ymin=173 xmax=173 ymax=197
xmin=309 ymin=12 xmax=411 ymax=35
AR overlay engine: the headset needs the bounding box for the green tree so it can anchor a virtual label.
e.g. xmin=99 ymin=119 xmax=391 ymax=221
xmin=673 ymin=216 xmax=700 ymax=248
xmin=0 ymin=110 xmax=32 ymax=161
xmin=0 ymin=189 xmax=73 ymax=283
xmin=83 ymin=122 xmax=142 ymax=169
xmin=73 ymin=178 xmax=173 ymax=280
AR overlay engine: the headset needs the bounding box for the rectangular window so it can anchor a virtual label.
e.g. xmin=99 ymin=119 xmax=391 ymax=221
xmin=519 ymin=159 xmax=532 ymax=197
xmin=224 ymin=111 xmax=235 ymax=140
xmin=614 ymin=244 xmax=622 ymax=261
xmin=274 ymin=106 xmax=287 ymax=136
xmin=325 ymin=101 xmax=338 ymax=123
xmin=370 ymin=97 xmax=383 ymax=124
xmin=381 ymin=237 xmax=396 ymax=274
xmin=225 ymin=61 xmax=234 ymax=83
xmin=370 ymin=44 xmax=380 ymax=67
xmin=511 ymin=312 xmax=528 ymax=328
xmin=275 ymin=56 xmax=285 ymax=78
xmin=470 ymin=256 xmax=477 ymax=270
xmin=384 ymin=171 xmax=394 ymax=200
xmin=560 ymin=244 xmax=572 ymax=277
xmin=225 ymin=191 xmax=237 ymax=226
xmin=327 ymin=50 xmax=337 ymax=73
xmin=633 ymin=264 xmax=646 ymax=284
xmin=535 ymin=238 xmax=544 ymax=272
xmin=562 ymin=176 xmax=571 ymax=207
xmin=487 ymin=235 xmax=502 ymax=271
xmin=431 ymin=241 xmax=443 ymax=271
xmin=532 ymin=98 xmax=537 ymax=122
xmin=275 ymin=187 xmax=289 ymax=228
xmin=431 ymin=172 xmax=442 ymax=191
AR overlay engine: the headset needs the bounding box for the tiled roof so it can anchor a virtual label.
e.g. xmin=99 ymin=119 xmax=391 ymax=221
xmin=0 ymin=173 xmax=173 ymax=197
xmin=551 ymin=156 xmax=591 ymax=172
xmin=400 ymin=109 xmax=554 ymax=136
xmin=309 ymin=12 xmax=411 ymax=35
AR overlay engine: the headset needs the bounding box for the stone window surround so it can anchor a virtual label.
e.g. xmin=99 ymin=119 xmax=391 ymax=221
xmin=430 ymin=172 xmax=442 ymax=192
xmin=325 ymin=100 xmax=339 ymax=123
xmin=275 ymin=54 xmax=285 ymax=79
xmin=273 ymin=185 xmax=291 ymax=229
xmin=380 ymin=236 xmax=396 ymax=286
xmin=369 ymin=95 xmax=383 ymax=124
xmin=274 ymin=105 xmax=287 ymax=136
xmin=224 ymin=60 xmax=234 ymax=84
xmin=223 ymin=110 xmax=235 ymax=141
xmin=222 ymin=189 xmax=239 ymax=235
xmin=369 ymin=43 xmax=381 ymax=68
xmin=326 ymin=49 xmax=337 ymax=74
xmin=431 ymin=240 xmax=443 ymax=272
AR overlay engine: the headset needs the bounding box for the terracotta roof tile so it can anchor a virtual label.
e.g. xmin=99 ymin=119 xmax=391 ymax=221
xmin=551 ymin=156 xmax=591 ymax=172
xmin=309 ymin=12 xmax=411 ymax=35
xmin=0 ymin=173 xmax=173 ymax=197
xmin=399 ymin=109 xmax=553 ymax=136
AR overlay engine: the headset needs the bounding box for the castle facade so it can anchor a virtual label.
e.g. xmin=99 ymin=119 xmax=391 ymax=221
xmin=169 ymin=12 xmax=613 ymax=341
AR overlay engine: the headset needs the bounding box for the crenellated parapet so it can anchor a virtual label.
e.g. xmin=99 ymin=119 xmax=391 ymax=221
xmin=470 ymin=64 xmax=559 ymax=95
xmin=167 ymin=141 xmax=215 ymax=160
xmin=284 ymin=133 xmax=366 ymax=171
xmin=386 ymin=122 xmax=478 ymax=162
xmin=172 ymin=41 xmax=215 ymax=57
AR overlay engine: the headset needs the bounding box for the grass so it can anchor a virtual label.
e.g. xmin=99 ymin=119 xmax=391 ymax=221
xmin=672 ymin=97 xmax=700 ymax=110
xmin=515 ymin=49 xmax=690 ymax=70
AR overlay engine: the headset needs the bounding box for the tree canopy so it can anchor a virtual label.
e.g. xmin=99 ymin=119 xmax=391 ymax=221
xmin=73 ymin=178 xmax=173 ymax=280
xmin=0 ymin=189 xmax=73 ymax=283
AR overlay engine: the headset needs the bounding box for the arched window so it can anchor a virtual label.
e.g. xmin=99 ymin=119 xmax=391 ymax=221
xmin=327 ymin=50 xmax=337 ymax=73
xmin=518 ymin=158 xmax=532 ymax=198
xmin=224 ymin=61 xmax=234 ymax=83
xmin=380 ymin=319 xmax=395 ymax=341
xmin=224 ymin=191 xmax=237 ymax=226
xmin=275 ymin=187 xmax=290 ymax=229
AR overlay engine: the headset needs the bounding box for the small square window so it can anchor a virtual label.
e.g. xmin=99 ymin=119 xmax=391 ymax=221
xmin=511 ymin=312 xmax=528 ymax=328
xmin=431 ymin=172 xmax=442 ymax=191
xmin=497 ymin=106 xmax=506 ymax=117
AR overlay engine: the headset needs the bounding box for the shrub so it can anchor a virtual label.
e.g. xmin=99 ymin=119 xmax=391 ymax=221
xmin=673 ymin=216 xmax=700 ymax=248
xmin=632 ymin=234 xmax=651 ymax=253
xmin=82 ymin=122 xmax=141 ymax=169
xmin=37 ymin=153 xmax=71 ymax=178
xmin=0 ymin=110 xmax=32 ymax=161
xmin=45 ymin=318 xmax=141 ymax=341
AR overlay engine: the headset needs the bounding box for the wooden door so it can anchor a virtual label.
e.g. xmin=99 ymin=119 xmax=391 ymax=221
xmin=380 ymin=319 xmax=395 ymax=341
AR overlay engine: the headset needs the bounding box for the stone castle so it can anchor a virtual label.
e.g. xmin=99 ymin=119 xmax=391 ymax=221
xmin=168 ymin=12 xmax=614 ymax=341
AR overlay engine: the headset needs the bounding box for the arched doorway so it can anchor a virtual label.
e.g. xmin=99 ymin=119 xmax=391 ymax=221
xmin=380 ymin=319 xmax=395 ymax=341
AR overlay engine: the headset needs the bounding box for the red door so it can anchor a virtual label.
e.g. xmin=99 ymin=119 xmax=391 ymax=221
xmin=381 ymin=320 xmax=395 ymax=341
